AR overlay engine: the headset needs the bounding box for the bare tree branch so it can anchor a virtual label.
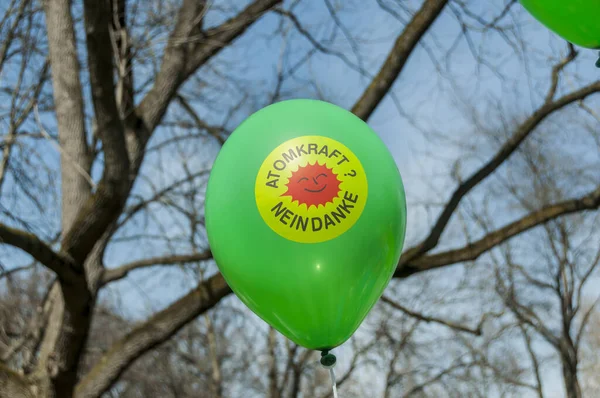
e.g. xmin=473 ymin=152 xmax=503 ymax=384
xmin=0 ymin=223 xmax=77 ymax=283
xmin=204 ymin=313 xmax=223 ymax=397
xmin=83 ymin=0 xmax=129 ymax=181
xmin=0 ymin=264 xmax=34 ymax=280
xmin=0 ymin=52 xmax=49 ymax=196
xmin=351 ymin=0 xmax=448 ymax=120
xmin=110 ymin=0 xmax=134 ymax=117
xmin=56 ymin=0 xmax=131 ymax=266
xmin=75 ymin=273 xmax=231 ymax=398
xmin=381 ymin=296 xmax=482 ymax=336
xmin=116 ymin=169 xmax=210 ymax=230
xmin=34 ymin=105 xmax=96 ymax=191
xmin=137 ymin=0 xmax=281 ymax=133
xmin=101 ymin=251 xmax=212 ymax=285
xmin=518 ymin=324 xmax=545 ymax=398
xmin=2 ymin=279 xmax=56 ymax=364
xmin=274 ymin=8 xmax=366 ymax=76
xmin=267 ymin=327 xmax=280 ymax=398
xmin=175 ymin=95 xmax=226 ymax=144
xmin=398 ymin=185 xmax=600 ymax=277
xmin=497 ymin=270 xmax=562 ymax=348
xmin=576 ymin=295 xmax=600 ymax=350
xmin=401 ymin=80 xmax=600 ymax=265
xmin=400 ymin=360 xmax=471 ymax=398
xmin=43 ymin=0 xmax=91 ymax=233
xmin=0 ymin=364 xmax=36 ymax=398
xmin=545 ymin=43 xmax=578 ymax=104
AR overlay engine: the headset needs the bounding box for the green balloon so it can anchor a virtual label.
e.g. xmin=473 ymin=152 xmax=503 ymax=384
xmin=205 ymin=99 xmax=406 ymax=350
xmin=520 ymin=0 xmax=600 ymax=49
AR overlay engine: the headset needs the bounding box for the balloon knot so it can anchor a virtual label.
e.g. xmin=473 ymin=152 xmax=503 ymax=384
xmin=320 ymin=350 xmax=336 ymax=369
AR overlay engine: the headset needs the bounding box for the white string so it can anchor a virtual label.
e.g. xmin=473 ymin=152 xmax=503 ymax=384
xmin=329 ymin=367 xmax=338 ymax=398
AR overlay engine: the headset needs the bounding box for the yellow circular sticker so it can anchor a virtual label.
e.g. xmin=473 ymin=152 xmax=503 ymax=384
xmin=255 ymin=136 xmax=368 ymax=243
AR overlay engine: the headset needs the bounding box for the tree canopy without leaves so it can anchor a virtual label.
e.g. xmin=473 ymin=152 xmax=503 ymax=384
xmin=0 ymin=0 xmax=599 ymax=397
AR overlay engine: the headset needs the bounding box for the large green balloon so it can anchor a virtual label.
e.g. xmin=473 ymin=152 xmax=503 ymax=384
xmin=520 ymin=0 xmax=600 ymax=49
xmin=205 ymin=99 xmax=406 ymax=350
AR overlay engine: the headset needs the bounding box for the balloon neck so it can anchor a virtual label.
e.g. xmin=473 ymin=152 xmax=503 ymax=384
xmin=320 ymin=350 xmax=337 ymax=369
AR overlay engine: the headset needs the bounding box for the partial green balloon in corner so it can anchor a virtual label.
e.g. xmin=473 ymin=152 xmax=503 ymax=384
xmin=520 ymin=0 xmax=600 ymax=49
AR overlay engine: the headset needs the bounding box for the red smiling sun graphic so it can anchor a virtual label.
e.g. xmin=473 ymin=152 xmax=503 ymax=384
xmin=282 ymin=162 xmax=342 ymax=208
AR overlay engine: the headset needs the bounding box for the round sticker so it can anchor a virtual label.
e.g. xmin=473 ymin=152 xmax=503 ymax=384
xmin=255 ymin=135 xmax=368 ymax=243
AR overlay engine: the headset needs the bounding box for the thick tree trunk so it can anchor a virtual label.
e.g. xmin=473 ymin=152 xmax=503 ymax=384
xmin=43 ymin=0 xmax=90 ymax=233
xmin=562 ymin=358 xmax=582 ymax=398
xmin=33 ymin=0 xmax=95 ymax=396
xmin=561 ymin=342 xmax=582 ymax=398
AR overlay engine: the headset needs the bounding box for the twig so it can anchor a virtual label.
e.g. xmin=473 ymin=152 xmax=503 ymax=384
xmin=381 ymin=295 xmax=483 ymax=336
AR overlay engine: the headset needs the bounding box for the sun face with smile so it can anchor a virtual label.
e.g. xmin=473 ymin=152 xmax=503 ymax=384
xmin=281 ymin=162 xmax=341 ymax=208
